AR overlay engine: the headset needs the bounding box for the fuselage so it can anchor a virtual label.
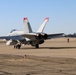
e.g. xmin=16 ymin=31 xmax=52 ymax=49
xmin=8 ymin=30 xmax=45 ymax=45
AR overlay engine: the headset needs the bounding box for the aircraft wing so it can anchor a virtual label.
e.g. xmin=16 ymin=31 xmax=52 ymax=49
xmin=22 ymin=33 xmax=64 ymax=40
xmin=0 ymin=33 xmax=64 ymax=41
xmin=22 ymin=33 xmax=64 ymax=39
xmin=0 ymin=34 xmax=38 ymax=41
xmin=47 ymin=33 xmax=64 ymax=39
xmin=0 ymin=35 xmax=25 ymax=40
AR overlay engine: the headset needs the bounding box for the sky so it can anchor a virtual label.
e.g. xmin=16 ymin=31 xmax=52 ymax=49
xmin=0 ymin=0 xmax=76 ymax=35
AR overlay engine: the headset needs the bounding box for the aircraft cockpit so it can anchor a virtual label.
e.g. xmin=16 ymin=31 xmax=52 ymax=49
xmin=10 ymin=29 xmax=17 ymax=33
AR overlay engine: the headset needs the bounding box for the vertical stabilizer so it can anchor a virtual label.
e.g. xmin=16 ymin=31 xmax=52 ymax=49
xmin=37 ymin=18 xmax=49 ymax=33
xmin=23 ymin=18 xmax=33 ymax=33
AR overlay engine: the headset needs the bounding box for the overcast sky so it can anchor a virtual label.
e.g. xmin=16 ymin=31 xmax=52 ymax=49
xmin=0 ymin=0 xmax=76 ymax=35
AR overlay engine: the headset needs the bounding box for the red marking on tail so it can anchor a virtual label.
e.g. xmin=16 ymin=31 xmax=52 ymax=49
xmin=45 ymin=18 xmax=49 ymax=20
xmin=24 ymin=17 xmax=28 ymax=20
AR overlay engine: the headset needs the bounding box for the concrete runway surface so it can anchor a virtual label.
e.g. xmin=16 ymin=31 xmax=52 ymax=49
xmin=0 ymin=38 xmax=76 ymax=75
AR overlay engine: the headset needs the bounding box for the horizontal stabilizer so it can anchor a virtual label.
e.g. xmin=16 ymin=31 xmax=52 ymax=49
xmin=47 ymin=33 xmax=64 ymax=39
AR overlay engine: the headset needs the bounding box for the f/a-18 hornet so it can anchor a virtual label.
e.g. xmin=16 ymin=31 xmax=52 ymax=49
xmin=0 ymin=17 xmax=64 ymax=49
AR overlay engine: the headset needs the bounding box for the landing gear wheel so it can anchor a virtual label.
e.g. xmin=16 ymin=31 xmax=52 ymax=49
xmin=14 ymin=44 xmax=21 ymax=49
xmin=35 ymin=44 xmax=39 ymax=48
xmin=14 ymin=45 xmax=16 ymax=48
xmin=17 ymin=45 xmax=21 ymax=49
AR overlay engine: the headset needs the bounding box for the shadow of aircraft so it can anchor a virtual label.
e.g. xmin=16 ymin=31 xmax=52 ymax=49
xmin=49 ymin=47 xmax=76 ymax=49
xmin=20 ymin=46 xmax=76 ymax=50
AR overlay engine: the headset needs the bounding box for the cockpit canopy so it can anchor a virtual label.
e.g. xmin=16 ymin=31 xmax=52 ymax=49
xmin=10 ymin=29 xmax=17 ymax=33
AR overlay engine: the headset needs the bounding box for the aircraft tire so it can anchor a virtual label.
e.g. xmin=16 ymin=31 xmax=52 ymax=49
xmin=14 ymin=44 xmax=21 ymax=49
xmin=17 ymin=45 xmax=21 ymax=49
xmin=35 ymin=44 xmax=39 ymax=48
xmin=14 ymin=45 xmax=16 ymax=49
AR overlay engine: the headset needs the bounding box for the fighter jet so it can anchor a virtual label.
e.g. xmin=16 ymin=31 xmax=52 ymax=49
xmin=0 ymin=17 xmax=64 ymax=49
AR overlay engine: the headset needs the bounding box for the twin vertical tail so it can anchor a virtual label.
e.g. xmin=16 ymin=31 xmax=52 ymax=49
xmin=37 ymin=18 xmax=49 ymax=33
xmin=23 ymin=17 xmax=49 ymax=33
xmin=23 ymin=18 xmax=33 ymax=33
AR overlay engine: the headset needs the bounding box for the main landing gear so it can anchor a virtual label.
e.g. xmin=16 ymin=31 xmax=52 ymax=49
xmin=14 ymin=43 xmax=39 ymax=49
xmin=35 ymin=44 xmax=39 ymax=48
xmin=14 ymin=44 xmax=21 ymax=49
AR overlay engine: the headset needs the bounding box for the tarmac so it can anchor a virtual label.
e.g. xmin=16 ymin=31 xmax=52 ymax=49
xmin=0 ymin=38 xmax=76 ymax=58
xmin=0 ymin=38 xmax=76 ymax=75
